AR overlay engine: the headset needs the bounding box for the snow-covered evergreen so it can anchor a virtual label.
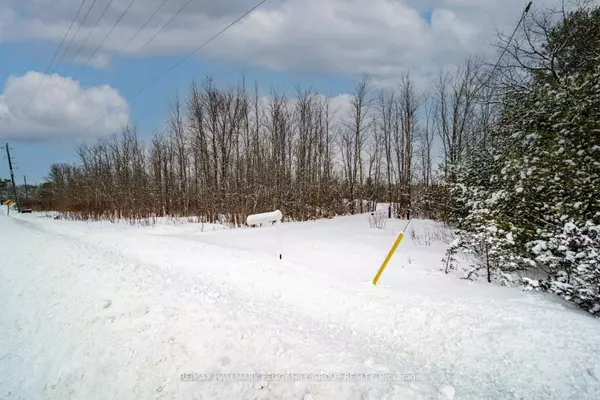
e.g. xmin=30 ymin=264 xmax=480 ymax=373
xmin=446 ymin=6 xmax=600 ymax=313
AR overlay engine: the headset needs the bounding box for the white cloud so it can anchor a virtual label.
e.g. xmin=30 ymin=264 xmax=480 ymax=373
xmin=4 ymin=0 xmax=596 ymax=105
xmin=0 ymin=71 xmax=129 ymax=141
xmin=329 ymin=93 xmax=354 ymax=125
xmin=0 ymin=0 xmax=567 ymax=83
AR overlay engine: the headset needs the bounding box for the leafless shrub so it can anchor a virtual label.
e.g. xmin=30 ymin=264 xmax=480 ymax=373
xmin=430 ymin=226 xmax=456 ymax=245
xmin=410 ymin=228 xmax=433 ymax=246
xmin=136 ymin=217 xmax=156 ymax=227
xmin=410 ymin=226 xmax=455 ymax=246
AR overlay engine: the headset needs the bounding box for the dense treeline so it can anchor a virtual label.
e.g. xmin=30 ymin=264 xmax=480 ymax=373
xmin=37 ymin=75 xmax=447 ymax=223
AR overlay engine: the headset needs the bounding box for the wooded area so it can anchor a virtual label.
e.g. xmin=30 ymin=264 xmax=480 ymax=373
xmin=33 ymin=72 xmax=453 ymax=223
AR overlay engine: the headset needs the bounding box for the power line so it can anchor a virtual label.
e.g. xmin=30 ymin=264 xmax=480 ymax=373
xmin=90 ymin=0 xmax=172 ymax=73
xmin=464 ymin=1 xmax=533 ymax=151
xmin=136 ymin=0 xmax=192 ymax=53
xmin=62 ymin=0 xmax=102 ymax=66
xmin=71 ymin=0 xmax=175 ymax=80
xmin=129 ymin=0 xmax=267 ymax=100
xmin=54 ymin=0 xmax=101 ymax=72
xmin=74 ymin=0 xmax=139 ymax=79
xmin=86 ymin=0 xmax=267 ymax=130
xmin=25 ymin=0 xmax=88 ymax=109
xmin=119 ymin=0 xmax=171 ymax=53
xmin=32 ymin=0 xmax=102 ymax=106
xmin=70 ymin=0 xmax=117 ymax=69
xmin=401 ymin=2 xmax=533 ymax=230
xmin=479 ymin=2 xmax=532 ymax=95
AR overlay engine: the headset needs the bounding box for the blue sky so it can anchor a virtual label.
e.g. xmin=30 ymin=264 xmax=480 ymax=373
xmin=0 ymin=0 xmax=554 ymax=183
xmin=1 ymin=39 xmax=355 ymax=183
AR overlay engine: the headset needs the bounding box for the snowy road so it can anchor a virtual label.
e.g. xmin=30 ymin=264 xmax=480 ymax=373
xmin=1 ymin=214 xmax=600 ymax=399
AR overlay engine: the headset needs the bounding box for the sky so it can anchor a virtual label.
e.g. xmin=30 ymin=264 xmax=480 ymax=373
xmin=0 ymin=0 xmax=558 ymax=184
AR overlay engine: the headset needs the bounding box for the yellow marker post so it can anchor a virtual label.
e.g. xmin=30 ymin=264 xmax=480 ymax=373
xmin=372 ymin=231 xmax=404 ymax=285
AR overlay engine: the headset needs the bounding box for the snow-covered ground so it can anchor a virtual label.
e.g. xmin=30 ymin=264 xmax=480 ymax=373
xmin=1 ymin=212 xmax=599 ymax=399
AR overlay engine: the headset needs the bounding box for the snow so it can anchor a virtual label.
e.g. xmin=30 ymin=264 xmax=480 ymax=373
xmin=2 ymin=213 xmax=600 ymax=399
xmin=531 ymin=240 xmax=547 ymax=255
xmin=506 ymin=232 xmax=515 ymax=244
xmin=521 ymin=277 xmax=540 ymax=288
xmin=564 ymin=222 xmax=577 ymax=233
xmin=438 ymin=385 xmax=457 ymax=399
xmin=525 ymin=133 xmax=538 ymax=141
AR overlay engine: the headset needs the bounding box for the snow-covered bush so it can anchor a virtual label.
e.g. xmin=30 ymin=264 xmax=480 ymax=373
xmin=443 ymin=5 xmax=600 ymax=313
xmin=442 ymin=238 xmax=461 ymax=274
xmin=527 ymin=222 xmax=600 ymax=313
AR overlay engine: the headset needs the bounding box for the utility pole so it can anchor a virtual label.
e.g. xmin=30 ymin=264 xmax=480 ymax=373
xmin=5 ymin=143 xmax=20 ymax=212
xmin=24 ymin=175 xmax=28 ymax=199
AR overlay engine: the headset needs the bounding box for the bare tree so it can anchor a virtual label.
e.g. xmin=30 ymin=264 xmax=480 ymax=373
xmin=495 ymin=0 xmax=599 ymax=89
xmin=341 ymin=74 xmax=373 ymax=214
xmin=378 ymin=89 xmax=396 ymax=218
xmin=397 ymin=73 xmax=420 ymax=219
xmin=417 ymin=98 xmax=435 ymax=189
xmin=434 ymin=59 xmax=482 ymax=177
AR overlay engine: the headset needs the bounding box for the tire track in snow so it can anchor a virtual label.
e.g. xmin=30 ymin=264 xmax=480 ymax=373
xmin=2 ymin=217 xmax=443 ymax=399
xmin=7 ymin=216 xmax=600 ymax=400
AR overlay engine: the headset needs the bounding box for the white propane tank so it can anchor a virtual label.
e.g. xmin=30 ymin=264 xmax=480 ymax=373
xmin=246 ymin=210 xmax=283 ymax=226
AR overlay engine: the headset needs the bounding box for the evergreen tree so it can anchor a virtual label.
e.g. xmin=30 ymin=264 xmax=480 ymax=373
xmin=447 ymin=4 xmax=600 ymax=313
